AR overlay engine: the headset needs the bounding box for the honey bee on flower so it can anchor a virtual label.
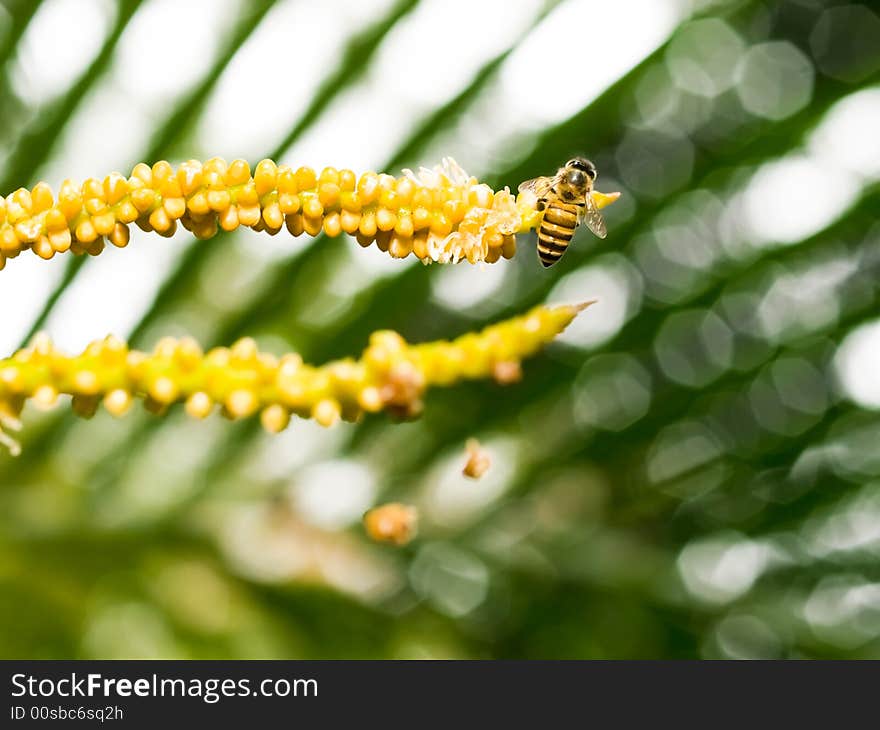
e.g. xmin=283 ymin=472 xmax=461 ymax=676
xmin=518 ymin=157 xmax=621 ymax=267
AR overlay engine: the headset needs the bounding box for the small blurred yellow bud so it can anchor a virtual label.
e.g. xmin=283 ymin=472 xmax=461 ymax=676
xmin=363 ymin=503 xmax=418 ymax=546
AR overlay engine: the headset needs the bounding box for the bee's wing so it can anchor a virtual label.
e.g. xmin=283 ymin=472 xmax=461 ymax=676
xmin=518 ymin=175 xmax=557 ymax=201
xmin=579 ymin=193 xmax=607 ymax=239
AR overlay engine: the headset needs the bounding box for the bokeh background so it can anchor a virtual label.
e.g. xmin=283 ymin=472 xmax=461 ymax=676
xmin=1 ymin=0 xmax=879 ymax=659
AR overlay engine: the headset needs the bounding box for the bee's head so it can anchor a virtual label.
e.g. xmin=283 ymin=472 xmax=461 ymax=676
xmin=564 ymin=157 xmax=597 ymax=188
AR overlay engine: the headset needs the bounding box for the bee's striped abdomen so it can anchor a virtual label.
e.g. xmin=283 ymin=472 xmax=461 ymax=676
xmin=537 ymin=202 xmax=579 ymax=267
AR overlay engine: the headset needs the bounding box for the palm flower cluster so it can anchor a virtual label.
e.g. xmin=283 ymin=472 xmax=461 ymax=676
xmin=0 ymin=303 xmax=590 ymax=455
xmin=0 ymin=157 xmax=619 ymax=269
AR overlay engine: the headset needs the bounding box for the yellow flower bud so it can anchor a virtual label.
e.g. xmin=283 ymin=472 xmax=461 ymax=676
xmin=462 ymin=438 xmax=491 ymax=479
xmin=103 ymin=389 xmax=133 ymax=417
xmin=363 ymin=503 xmax=418 ymax=546
xmin=185 ymin=392 xmax=213 ymax=420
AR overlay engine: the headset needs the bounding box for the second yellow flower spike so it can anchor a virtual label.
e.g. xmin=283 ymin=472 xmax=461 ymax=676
xmin=0 ymin=303 xmax=592 ymax=455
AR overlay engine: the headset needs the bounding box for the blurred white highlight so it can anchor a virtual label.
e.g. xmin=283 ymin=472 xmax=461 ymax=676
xmin=731 ymin=86 xmax=880 ymax=249
xmin=735 ymin=41 xmax=814 ymax=121
xmin=115 ymin=0 xmax=240 ymax=105
xmin=11 ymin=0 xmax=113 ymax=106
xmin=42 ymin=226 xmax=192 ymax=350
xmin=287 ymin=0 xmax=541 ymax=173
xmin=221 ymin=502 xmax=398 ymax=599
xmin=665 ymin=18 xmax=744 ymax=98
xmin=422 ymin=437 xmax=517 ymax=528
xmin=677 ymin=534 xmax=779 ymax=604
xmin=289 ymin=459 xmax=377 ymax=530
xmin=548 ymin=254 xmax=642 ymax=349
xmin=431 ymin=262 xmax=510 ymax=313
xmin=0 ymin=257 xmax=65 ymax=354
xmin=806 ymin=485 xmax=880 ymax=557
xmin=499 ymin=0 xmax=685 ymax=128
xmin=834 ymin=319 xmax=880 ymax=409
xmin=198 ymin=0 xmax=395 ymax=162
xmin=431 ymin=0 xmax=687 ymax=173
xmin=804 ymin=576 xmax=880 ymax=649
xmin=409 ymin=542 xmax=489 ymax=617
xmin=809 ymin=86 xmax=880 ymax=181
xmin=741 ymin=156 xmax=859 ymax=246
xmin=574 ymin=353 xmax=652 ymax=432
xmin=38 ymin=85 xmax=154 ymax=185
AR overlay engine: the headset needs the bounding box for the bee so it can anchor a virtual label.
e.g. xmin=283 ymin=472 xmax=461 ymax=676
xmin=518 ymin=157 xmax=607 ymax=267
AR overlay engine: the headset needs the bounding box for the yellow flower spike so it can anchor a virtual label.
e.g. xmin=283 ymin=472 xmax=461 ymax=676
xmin=0 ymin=304 xmax=588 ymax=455
xmin=0 ymin=157 xmax=620 ymax=267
